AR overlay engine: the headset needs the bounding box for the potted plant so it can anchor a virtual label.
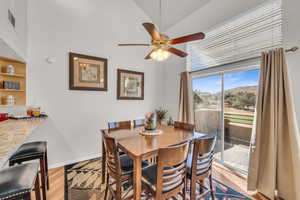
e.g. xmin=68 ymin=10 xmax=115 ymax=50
xmin=155 ymin=107 xmax=168 ymax=125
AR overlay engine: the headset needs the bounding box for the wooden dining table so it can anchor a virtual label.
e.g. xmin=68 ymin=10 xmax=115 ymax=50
xmin=101 ymin=125 xmax=206 ymax=200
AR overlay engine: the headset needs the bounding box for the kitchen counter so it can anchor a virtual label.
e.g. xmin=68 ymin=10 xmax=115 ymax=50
xmin=0 ymin=118 xmax=46 ymax=168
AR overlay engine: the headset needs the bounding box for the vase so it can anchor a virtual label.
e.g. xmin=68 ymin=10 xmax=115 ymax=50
xmin=145 ymin=113 xmax=157 ymax=130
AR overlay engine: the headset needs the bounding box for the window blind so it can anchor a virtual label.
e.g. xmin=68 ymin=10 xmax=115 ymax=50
xmin=188 ymin=0 xmax=282 ymax=71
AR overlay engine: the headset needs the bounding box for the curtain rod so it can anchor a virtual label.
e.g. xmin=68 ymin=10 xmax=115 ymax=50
xmin=187 ymin=46 xmax=299 ymax=74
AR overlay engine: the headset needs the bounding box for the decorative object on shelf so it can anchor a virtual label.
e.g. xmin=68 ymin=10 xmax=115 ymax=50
xmin=155 ymin=107 xmax=168 ymax=125
xmin=3 ymin=81 xmax=20 ymax=90
xmin=5 ymin=95 xmax=15 ymax=105
xmin=145 ymin=112 xmax=157 ymax=130
xmin=6 ymin=65 xmax=15 ymax=74
xmin=167 ymin=117 xmax=174 ymax=126
xmin=69 ymin=52 xmax=107 ymax=91
xmin=117 ymin=69 xmax=144 ymax=100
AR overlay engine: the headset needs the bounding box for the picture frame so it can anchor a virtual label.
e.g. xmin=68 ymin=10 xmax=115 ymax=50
xmin=69 ymin=52 xmax=108 ymax=91
xmin=117 ymin=69 xmax=144 ymax=100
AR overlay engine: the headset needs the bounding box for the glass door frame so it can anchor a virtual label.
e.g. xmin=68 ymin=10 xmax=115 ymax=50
xmin=191 ymin=65 xmax=260 ymax=175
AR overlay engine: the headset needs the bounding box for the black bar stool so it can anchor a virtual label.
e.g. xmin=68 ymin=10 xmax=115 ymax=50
xmin=0 ymin=163 xmax=41 ymax=200
xmin=9 ymin=141 xmax=48 ymax=200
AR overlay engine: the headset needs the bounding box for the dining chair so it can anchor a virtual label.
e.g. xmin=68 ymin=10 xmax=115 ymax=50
xmin=0 ymin=163 xmax=41 ymax=200
xmin=187 ymin=136 xmax=216 ymax=200
xmin=102 ymin=120 xmax=132 ymax=184
xmin=142 ymin=141 xmax=190 ymax=200
xmin=108 ymin=120 xmax=131 ymax=131
xmin=133 ymin=119 xmax=145 ymax=127
xmin=102 ymin=131 xmax=148 ymax=200
xmin=174 ymin=121 xmax=195 ymax=131
xmin=9 ymin=141 xmax=49 ymax=200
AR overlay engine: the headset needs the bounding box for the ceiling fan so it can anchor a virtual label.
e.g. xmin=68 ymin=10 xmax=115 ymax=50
xmin=118 ymin=22 xmax=205 ymax=61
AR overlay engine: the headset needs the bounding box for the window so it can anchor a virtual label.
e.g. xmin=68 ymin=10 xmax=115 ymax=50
xmin=187 ymin=0 xmax=282 ymax=71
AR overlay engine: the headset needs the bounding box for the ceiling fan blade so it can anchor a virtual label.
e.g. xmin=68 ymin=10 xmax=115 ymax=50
xmin=168 ymin=32 xmax=205 ymax=45
xmin=166 ymin=47 xmax=188 ymax=57
xmin=145 ymin=49 xmax=155 ymax=59
xmin=118 ymin=44 xmax=150 ymax=46
xmin=142 ymin=23 xmax=161 ymax=41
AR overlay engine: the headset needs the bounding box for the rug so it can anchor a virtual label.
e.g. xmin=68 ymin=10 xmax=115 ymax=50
xmin=64 ymin=158 xmax=251 ymax=200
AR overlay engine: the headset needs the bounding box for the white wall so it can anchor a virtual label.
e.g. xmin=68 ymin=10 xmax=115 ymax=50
xmin=283 ymin=0 xmax=300 ymax=132
xmin=27 ymin=0 xmax=164 ymax=167
xmin=161 ymin=45 xmax=186 ymax=120
xmin=0 ymin=0 xmax=28 ymax=60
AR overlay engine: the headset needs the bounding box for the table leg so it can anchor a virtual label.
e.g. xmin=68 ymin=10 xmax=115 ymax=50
xmin=133 ymin=156 xmax=142 ymax=200
xmin=102 ymin=141 xmax=106 ymax=184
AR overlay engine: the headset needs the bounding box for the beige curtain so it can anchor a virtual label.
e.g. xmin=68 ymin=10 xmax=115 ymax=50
xmin=178 ymin=71 xmax=194 ymax=123
xmin=248 ymin=48 xmax=300 ymax=200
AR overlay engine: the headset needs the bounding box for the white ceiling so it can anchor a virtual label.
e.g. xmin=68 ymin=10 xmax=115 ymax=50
xmin=133 ymin=0 xmax=267 ymax=32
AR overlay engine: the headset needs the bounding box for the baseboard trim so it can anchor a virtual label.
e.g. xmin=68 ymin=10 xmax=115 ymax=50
xmin=49 ymin=153 xmax=100 ymax=169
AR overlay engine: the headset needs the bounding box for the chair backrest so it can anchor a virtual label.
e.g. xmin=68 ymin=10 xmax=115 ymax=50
xmin=191 ymin=136 xmax=216 ymax=178
xmin=156 ymin=141 xmax=190 ymax=199
xmin=108 ymin=120 xmax=131 ymax=131
xmin=102 ymin=131 xmax=122 ymax=177
xmin=174 ymin=121 xmax=195 ymax=131
xmin=133 ymin=119 xmax=145 ymax=127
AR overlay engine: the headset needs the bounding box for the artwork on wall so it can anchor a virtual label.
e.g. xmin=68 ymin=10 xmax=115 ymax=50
xmin=117 ymin=69 xmax=144 ymax=100
xmin=69 ymin=52 xmax=107 ymax=91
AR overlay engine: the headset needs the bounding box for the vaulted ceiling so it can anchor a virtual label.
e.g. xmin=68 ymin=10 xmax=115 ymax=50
xmin=133 ymin=0 xmax=267 ymax=31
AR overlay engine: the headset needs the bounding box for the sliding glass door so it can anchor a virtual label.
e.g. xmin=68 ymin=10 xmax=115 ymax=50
xmin=192 ymin=69 xmax=260 ymax=173
xmin=192 ymin=75 xmax=223 ymax=160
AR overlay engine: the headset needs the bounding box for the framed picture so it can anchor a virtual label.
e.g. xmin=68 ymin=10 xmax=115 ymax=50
xmin=117 ymin=69 xmax=144 ymax=100
xmin=69 ymin=52 xmax=107 ymax=91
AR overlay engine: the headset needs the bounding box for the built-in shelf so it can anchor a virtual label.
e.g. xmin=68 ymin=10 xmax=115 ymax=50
xmin=0 ymin=89 xmax=25 ymax=92
xmin=0 ymin=57 xmax=26 ymax=105
xmin=0 ymin=72 xmax=25 ymax=78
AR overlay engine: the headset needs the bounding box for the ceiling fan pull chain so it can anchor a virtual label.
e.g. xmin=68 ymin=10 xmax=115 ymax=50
xmin=159 ymin=0 xmax=162 ymax=32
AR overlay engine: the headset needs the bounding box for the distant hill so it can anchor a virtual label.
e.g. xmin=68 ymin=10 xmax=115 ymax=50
xmin=225 ymin=86 xmax=257 ymax=94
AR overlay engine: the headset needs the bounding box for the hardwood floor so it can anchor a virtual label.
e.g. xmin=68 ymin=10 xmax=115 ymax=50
xmin=213 ymin=162 xmax=268 ymax=200
xmin=31 ymin=167 xmax=65 ymax=200
xmin=38 ymin=162 xmax=267 ymax=200
xmin=48 ymin=167 xmax=65 ymax=200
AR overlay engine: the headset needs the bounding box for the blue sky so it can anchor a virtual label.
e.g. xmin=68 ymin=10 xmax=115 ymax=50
xmin=192 ymin=69 xmax=260 ymax=93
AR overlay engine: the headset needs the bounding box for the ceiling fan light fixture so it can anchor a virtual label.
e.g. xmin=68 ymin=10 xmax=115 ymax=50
xmin=150 ymin=48 xmax=170 ymax=61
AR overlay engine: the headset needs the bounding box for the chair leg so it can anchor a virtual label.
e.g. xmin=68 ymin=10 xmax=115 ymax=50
xmin=45 ymin=150 xmax=49 ymax=190
xmin=34 ymin=175 xmax=41 ymax=200
xmin=182 ymin=178 xmax=186 ymax=200
xmin=190 ymin=178 xmax=196 ymax=200
xmin=40 ymin=158 xmax=47 ymax=200
xmin=104 ymin=175 xmax=109 ymax=200
xmin=9 ymin=160 xmax=14 ymax=167
xmin=209 ymin=174 xmax=215 ymax=200
xmin=199 ymin=180 xmax=204 ymax=194
xmin=108 ymin=192 xmax=113 ymax=200
xmin=102 ymin=142 xmax=106 ymax=184
xmin=24 ymin=193 xmax=32 ymax=200
xmin=116 ymin=180 xmax=122 ymax=200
